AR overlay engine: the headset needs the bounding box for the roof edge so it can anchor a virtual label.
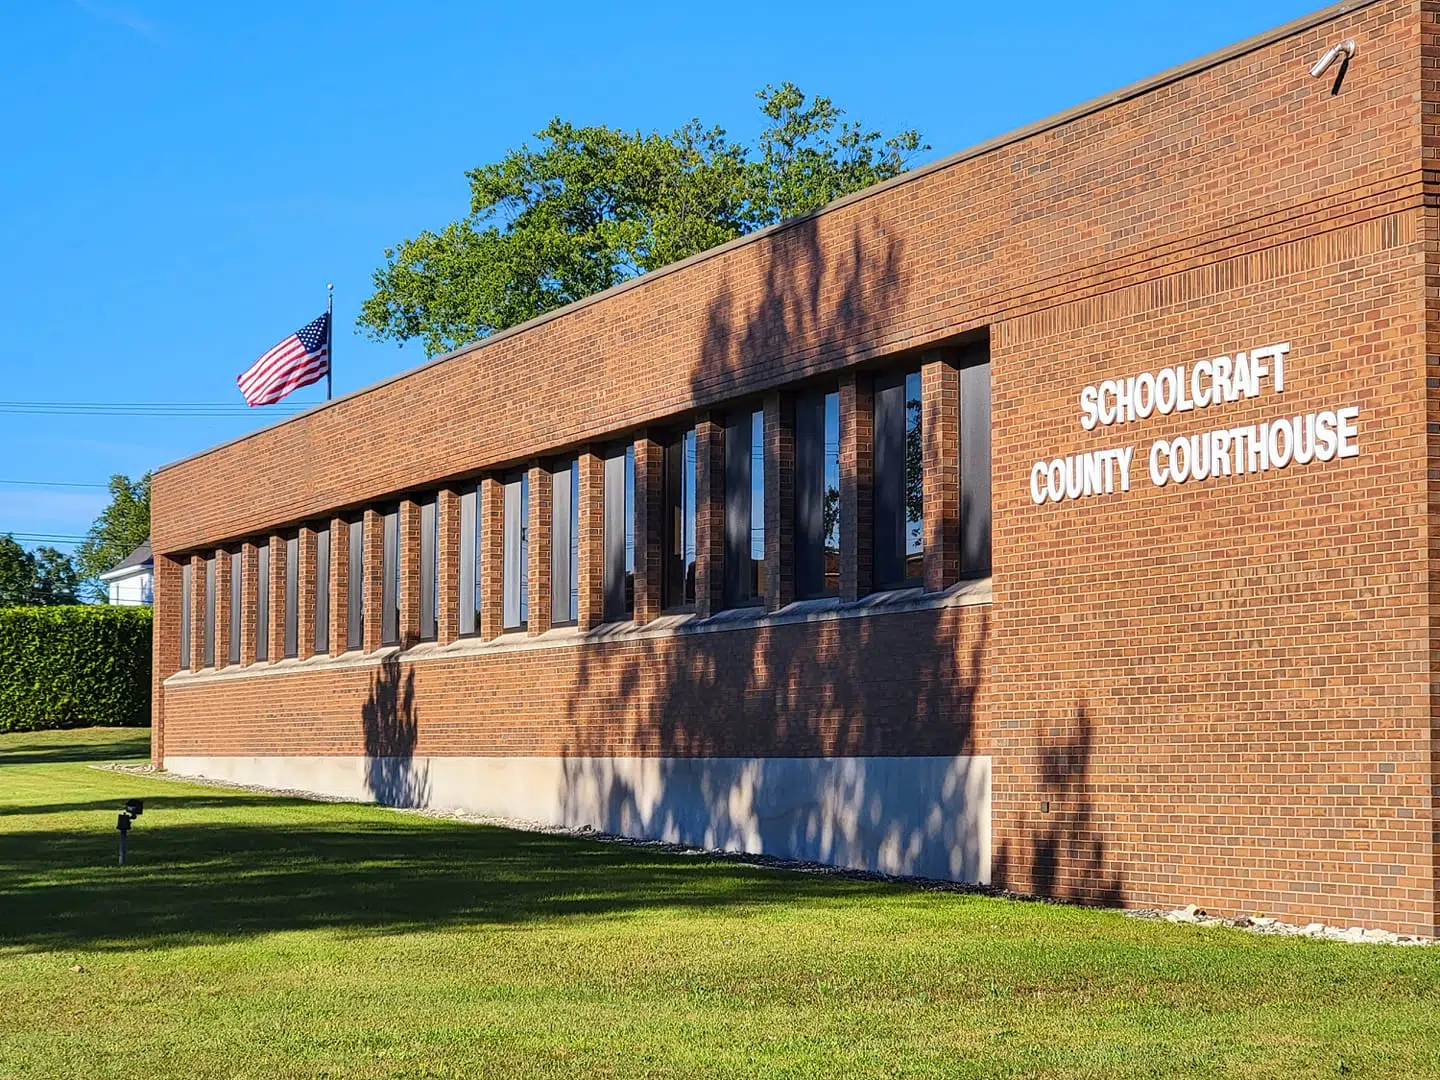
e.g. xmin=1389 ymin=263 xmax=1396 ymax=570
xmin=157 ymin=0 xmax=1377 ymax=478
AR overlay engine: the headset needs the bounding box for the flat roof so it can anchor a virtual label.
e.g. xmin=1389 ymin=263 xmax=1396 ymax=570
xmin=158 ymin=0 xmax=1377 ymax=476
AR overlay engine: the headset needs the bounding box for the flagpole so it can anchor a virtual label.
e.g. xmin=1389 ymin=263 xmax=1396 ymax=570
xmin=326 ymin=283 xmax=334 ymax=401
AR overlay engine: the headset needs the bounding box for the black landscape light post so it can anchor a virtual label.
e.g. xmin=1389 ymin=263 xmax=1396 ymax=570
xmin=116 ymin=799 xmax=143 ymax=866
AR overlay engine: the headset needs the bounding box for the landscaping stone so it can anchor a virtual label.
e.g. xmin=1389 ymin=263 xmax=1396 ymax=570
xmin=1127 ymin=906 xmax=1431 ymax=946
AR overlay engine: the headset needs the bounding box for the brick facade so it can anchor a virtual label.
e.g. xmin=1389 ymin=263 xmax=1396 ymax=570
xmin=151 ymin=1 xmax=1440 ymax=933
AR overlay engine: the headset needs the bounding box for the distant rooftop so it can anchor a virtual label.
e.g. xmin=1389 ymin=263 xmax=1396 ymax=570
xmin=104 ymin=539 xmax=152 ymax=576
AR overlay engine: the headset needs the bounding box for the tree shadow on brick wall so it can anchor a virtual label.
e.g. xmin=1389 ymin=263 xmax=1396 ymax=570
xmin=561 ymin=604 xmax=990 ymax=881
xmin=555 ymin=212 xmax=1004 ymax=886
xmin=992 ymin=701 xmax=1122 ymax=906
xmin=362 ymin=655 xmax=429 ymax=808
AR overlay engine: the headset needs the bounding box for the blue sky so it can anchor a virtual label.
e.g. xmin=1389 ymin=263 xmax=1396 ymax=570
xmin=0 ymin=0 xmax=1322 ymax=558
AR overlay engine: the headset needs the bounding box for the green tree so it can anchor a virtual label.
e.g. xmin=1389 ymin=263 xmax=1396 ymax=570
xmin=359 ymin=83 xmax=926 ymax=356
xmin=744 ymin=83 xmax=925 ymax=228
xmin=75 ymin=473 xmax=150 ymax=601
xmin=0 ymin=535 xmax=80 ymax=606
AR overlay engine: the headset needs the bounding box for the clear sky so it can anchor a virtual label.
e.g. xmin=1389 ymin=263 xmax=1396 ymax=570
xmin=0 ymin=0 xmax=1323 ymax=559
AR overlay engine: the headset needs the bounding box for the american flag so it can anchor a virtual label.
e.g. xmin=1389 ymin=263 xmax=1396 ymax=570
xmin=237 ymin=313 xmax=330 ymax=406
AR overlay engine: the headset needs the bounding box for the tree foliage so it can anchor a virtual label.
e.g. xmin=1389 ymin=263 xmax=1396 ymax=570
xmin=75 ymin=473 xmax=150 ymax=600
xmin=0 ymin=536 xmax=80 ymax=607
xmin=359 ymin=83 xmax=926 ymax=356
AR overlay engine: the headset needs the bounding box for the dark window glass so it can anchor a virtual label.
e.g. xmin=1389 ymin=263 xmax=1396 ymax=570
xmin=569 ymin=463 xmax=579 ymax=621
xmin=724 ymin=409 xmax=765 ymax=606
xmin=315 ymin=526 xmax=330 ymax=654
xmin=459 ymin=486 xmax=479 ymax=636
xmin=347 ymin=519 xmax=364 ymax=651
xmin=663 ymin=429 xmax=697 ymax=609
xmin=626 ymin=447 xmax=636 ymax=614
xmin=751 ymin=411 xmax=765 ymax=602
xmin=960 ymin=358 xmax=992 ymax=578
xmin=419 ymin=497 xmax=437 ymax=641
xmin=521 ymin=475 xmax=529 ymax=624
xmin=284 ymin=535 xmax=299 ymax=657
xmin=603 ymin=445 xmax=635 ymax=621
xmin=905 ymin=371 xmax=923 ymax=579
xmin=228 ymin=550 xmax=241 ymax=664
xmin=874 ymin=369 xmax=922 ymax=588
xmin=824 ymin=392 xmax=840 ymax=594
xmin=256 ymin=543 xmax=270 ymax=659
xmin=179 ymin=561 xmax=191 ymax=669
xmin=503 ymin=474 xmax=527 ymax=630
xmin=203 ymin=556 xmax=215 ymax=667
xmin=796 ymin=391 xmax=841 ymax=599
xmin=551 ymin=460 xmax=579 ymax=625
xmin=381 ymin=508 xmax=399 ymax=645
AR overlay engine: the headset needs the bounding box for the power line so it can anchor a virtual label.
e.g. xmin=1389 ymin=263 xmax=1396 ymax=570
xmin=6 ymin=533 xmax=87 ymax=545
xmin=0 ymin=479 xmax=111 ymax=489
xmin=0 ymin=401 xmax=312 ymax=417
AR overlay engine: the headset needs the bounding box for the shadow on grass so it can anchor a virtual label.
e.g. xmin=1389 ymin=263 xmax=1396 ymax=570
xmin=0 ymin=729 xmax=151 ymax=766
xmin=0 ymin=795 xmax=323 ymax=818
xmin=0 ymin=800 xmax=891 ymax=955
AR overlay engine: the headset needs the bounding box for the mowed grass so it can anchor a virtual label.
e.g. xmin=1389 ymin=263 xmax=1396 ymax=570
xmin=1 ymin=729 xmax=1437 ymax=1079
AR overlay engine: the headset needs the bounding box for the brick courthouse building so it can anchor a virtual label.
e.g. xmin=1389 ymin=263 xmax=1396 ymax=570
xmin=152 ymin=0 xmax=1440 ymax=934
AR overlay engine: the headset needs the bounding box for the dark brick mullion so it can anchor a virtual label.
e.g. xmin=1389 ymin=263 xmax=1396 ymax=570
xmin=328 ymin=516 xmax=349 ymax=657
xmin=839 ymin=373 xmax=874 ymax=601
xmin=765 ymin=392 xmax=796 ymax=612
xmin=694 ymin=416 xmax=726 ymax=618
xmin=633 ymin=434 xmax=665 ymax=624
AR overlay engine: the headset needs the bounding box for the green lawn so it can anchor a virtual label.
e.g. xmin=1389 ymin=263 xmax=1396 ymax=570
xmin=1 ymin=728 xmax=1436 ymax=1079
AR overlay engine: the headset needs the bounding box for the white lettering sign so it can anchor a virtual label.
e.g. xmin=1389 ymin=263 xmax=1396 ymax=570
xmin=1030 ymin=342 xmax=1358 ymax=506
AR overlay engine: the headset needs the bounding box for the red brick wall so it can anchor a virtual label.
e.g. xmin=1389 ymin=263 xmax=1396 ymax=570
xmin=149 ymin=3 xmax=1422 ymax=554
xmin=991 ymin=231 xmax=1429 ymax=930
xmin=1418 ymin=0 xmax=1440 ymax=945
xmin=153 ymin=1 xmax=1440 ymax=932
xmin=162 ymin=602 xmax=988 ymax=760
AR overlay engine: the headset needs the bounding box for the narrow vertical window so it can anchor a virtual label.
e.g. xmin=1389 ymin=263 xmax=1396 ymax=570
xmin=256 ymin=542 xmax=270 ymax=659
xmin=284 ymin=535 xmax=299 ymax=658
xmin=750 ymin=411 xmax=765 ymax=602
xmin=381 ymin=508 xmax=399 ymax=645
xmin=824 ymin=391 xmax=841 ymax=594
xmin=315 ymin=525 xmax=330 ymax=654
xmin=502 ymin=474 xmax=527 ymax=630
xmin=960 ymin=358 xmax=992 ymax=578
xmin=458 ymin=485 xmax=478 ymax=636
xmin=904 ymin=370 xmax=923 ymax=580
xmin=796 ymin=390 xmax=842 ymax=599
xmin=874 ymin=369 xmax=923 ymax=588
xmin=419 ymin=496 xmax=437 ymax=641
xmin=569 ymin=462 xmax=580 ymax=621
xmin=625 ymin=446 xmax=636 ymax=614
xmin=723 ymin=409 xmax=765 ymax=606
xmin=203 ymin=556 xmax=215 ymax=667
xmin=520 ymin=473 xmax=529 ymax=625
xmin=347 ymin=519 xmax=363 ymax=650
xmin=179 ymin=560 xmax=192 ymax=669
xmin=551 ymin=460 xmax=578 ymax=625
xmin=663 ymin=428 xmax=697 ymax=609
xmin=603 ymin=445 xmax=635 ymax=622
xmin=228 ymin=550 xmax=241 ymax=663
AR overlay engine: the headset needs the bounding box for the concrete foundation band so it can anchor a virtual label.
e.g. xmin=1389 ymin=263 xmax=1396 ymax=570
xmin=163 ymin=754 xmax=993 ymax=884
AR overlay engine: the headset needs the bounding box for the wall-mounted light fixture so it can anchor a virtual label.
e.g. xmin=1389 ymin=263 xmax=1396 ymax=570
xmin=1310 ymin=39 xmax=1356 ymax=96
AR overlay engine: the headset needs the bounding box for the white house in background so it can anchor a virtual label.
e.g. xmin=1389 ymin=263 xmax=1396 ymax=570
xmin=99 ymin=539 xmax=153 ymax=606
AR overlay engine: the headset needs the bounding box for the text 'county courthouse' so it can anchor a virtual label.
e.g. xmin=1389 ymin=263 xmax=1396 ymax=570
xmin=151 ymin=0 xmax=1440 ymax=935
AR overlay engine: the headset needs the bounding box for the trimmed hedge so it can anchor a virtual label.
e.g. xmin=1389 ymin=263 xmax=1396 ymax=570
xmin=0 ymin=606 xmax=152 ymax=732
